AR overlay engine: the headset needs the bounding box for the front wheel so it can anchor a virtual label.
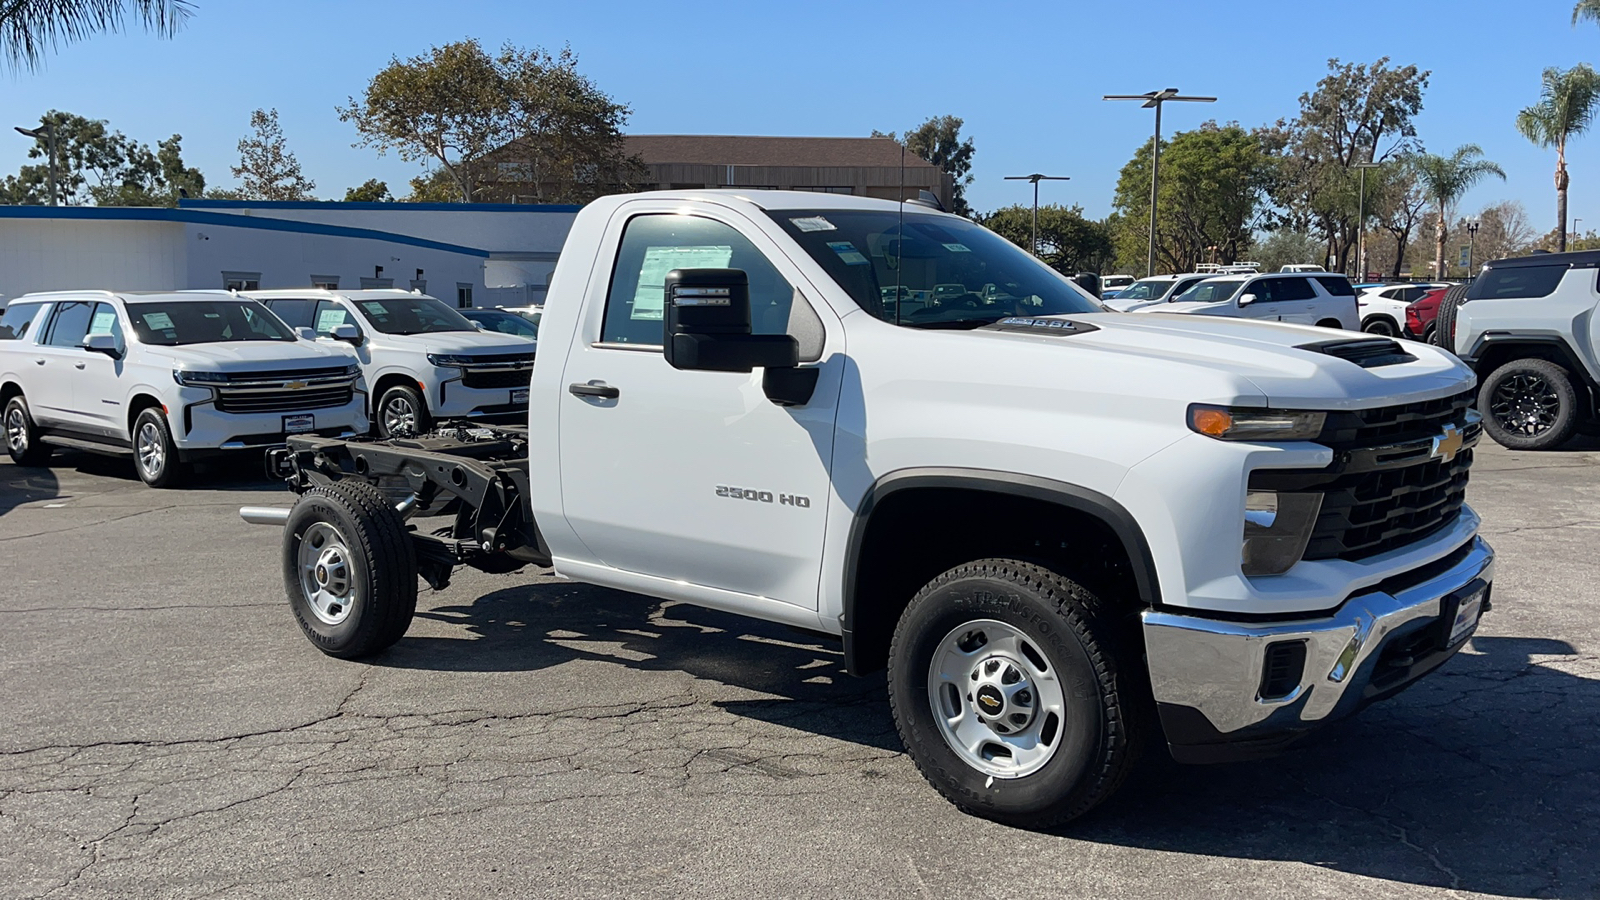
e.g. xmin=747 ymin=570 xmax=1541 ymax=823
xmin=4 ymin=395 xmax=52 ymax=466
xmin=1480 ymin=358 xmax=1580 ymax=450
xmin=282 ymin=479 xmax=418 ymax=658
xmin=888 ymin=559 xmax=1144 ymax=828
xmin=376 ymin=384 xmax=430 ymax=439
xmin=132 ymin=407 xmax=186 ymax=488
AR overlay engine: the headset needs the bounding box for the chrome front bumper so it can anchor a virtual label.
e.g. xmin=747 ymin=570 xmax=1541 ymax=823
xmin=1143 ymin=536 xmax=1494 ymax=763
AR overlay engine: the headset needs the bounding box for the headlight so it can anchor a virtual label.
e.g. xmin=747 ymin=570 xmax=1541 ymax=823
xmin=427 ymin=354 xmax=474 ymax=368
xmin=1189 ymin=405 xmax=1326 ymax=441
xmin=1242 ymin=491 xmax=1323 ymax=576
xmin=173 ymin=369 xmax=229 ymax=386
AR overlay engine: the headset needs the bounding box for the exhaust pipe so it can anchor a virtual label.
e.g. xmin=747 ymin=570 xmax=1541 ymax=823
xmin=239 ymin=506 xmax=291 ymax=527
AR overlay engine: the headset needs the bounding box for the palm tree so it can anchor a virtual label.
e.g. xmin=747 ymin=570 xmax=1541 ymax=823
xmin=1415 ymin=146 xmax=1506 ymax=278
xmin=1517 ymin=64 xmax=1600 ymax=252
xmin=0 ymin=0 xmax=191 ymax=72
xmin=1577 ymin=0 xmax=1600 ymax=27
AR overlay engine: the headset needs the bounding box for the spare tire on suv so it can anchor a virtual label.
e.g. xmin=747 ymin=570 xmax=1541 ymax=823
xmin=1431 ymin=283 xmax=1470 ymax=351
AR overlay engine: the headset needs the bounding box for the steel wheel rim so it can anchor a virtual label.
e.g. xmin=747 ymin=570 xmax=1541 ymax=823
xmin=927 ymin=618 xmax=1067 ymax=779
xmin=136 ymin=421 xmax=165 ymax=476
xmin=298 ymin=522 xmax=356 ymax=625
xmin=5 ymin=407 xmax=26 ymax=453
xmin=1491 ymin=374 xmax=1560 ymax=436
xmin=382 ymin=395 xmax=417 ymax=437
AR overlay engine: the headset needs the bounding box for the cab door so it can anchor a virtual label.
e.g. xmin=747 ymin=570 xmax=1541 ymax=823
xmin=72 ymin=302 xmax=130 ymax=440
xmin=555 ymin=204 xmax=842 ymax=611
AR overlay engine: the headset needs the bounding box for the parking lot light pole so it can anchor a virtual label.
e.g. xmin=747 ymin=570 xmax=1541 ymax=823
xmin=1353 ymin=162 xmax=1382 ymax=279
xmin=13 ymin=123 xmax=58 ymax=207
xmin=1003 ymin=173 xmax=1070 ymax=257
xmin=1104 ymin=88 xmax=1216 ymax=277
xmin=1466 ymin=219 xmax=1480 ymax=279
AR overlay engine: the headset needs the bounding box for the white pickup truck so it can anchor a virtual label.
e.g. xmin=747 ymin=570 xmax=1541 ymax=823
xmin=242 ymin=190 xmax=1494 ymax=828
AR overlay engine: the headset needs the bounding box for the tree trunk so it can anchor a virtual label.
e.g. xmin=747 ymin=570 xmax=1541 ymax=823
xmin=1435 ymin=211 xmax=1448 ymax=280
xmin=1556 ymin=158 xmax=1570 ymax=253
xmin=1391 ymin=229 xmax=1408 ymax=279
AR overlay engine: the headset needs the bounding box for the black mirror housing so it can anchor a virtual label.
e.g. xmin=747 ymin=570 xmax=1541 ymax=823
xmin=663 ymin=268 xmax=799 ymax=373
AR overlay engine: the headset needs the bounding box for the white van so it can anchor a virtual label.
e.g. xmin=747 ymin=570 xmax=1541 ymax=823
xmin=247 ymin=289 xmax=536 ymax=438
xmin=1133 ymin=272 xmax=1359 ymax=329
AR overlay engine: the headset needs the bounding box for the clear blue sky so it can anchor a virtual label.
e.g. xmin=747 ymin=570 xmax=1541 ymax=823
xmin=2 ymin=0 xmax=1595 ymax=237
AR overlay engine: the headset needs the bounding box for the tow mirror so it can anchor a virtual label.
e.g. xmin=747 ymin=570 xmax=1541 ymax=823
xmin=663 ymin=268 xmax=798 ymax=373
xmin=82 ymin=333 xmax=122 ymax=359
xmin=330 ymin=323 xmax=363 ymax=345
xmin=1238 ymin=293 xmax=1257 ymax=307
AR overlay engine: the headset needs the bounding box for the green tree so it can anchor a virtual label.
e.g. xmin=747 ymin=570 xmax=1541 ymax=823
xmin=1367 ymin=156 xmax=1429 ymax=278
xmin=1575 ymin=0 xmax=1600 ymax=28
xmin=0 ymin=0 xmax=190 ymax=72
xmin=1113 ymin=122 xmax=1268 ymax=272
xmin=230 ymin=108 xmax=315 ymax=201
xmin=1516 ymin=64 xmax=1600 ymax=252
xmin=874 ymin=115 xmax=976 ymax=215
xmin=979 ymin=204 xmax=1114 ymax=274
xmin=1255 ymin=230 xmax=1325 ymax=272
xmin=404 ymin=169 xmax=458 ymax=202
xmin=486 ymin=43 xmax=643 ymax=204
xmin=338 ymin=39 xmax=507 ymax=203
xmin=1415 ymin=145 xmax=1505 ymax=278
xmin=1 ymin=110 xmax=203 ymax=205
xmin=342 ymin=179 xmax=392 ymax=202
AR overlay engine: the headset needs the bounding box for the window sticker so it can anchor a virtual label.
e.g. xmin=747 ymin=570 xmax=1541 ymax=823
xmin=631 ymin=245 xmax=733 ymax=320
xmin=789 ymin=216 xmax=836 ymax=233
xmin=827 ymin=241 xmax=870 ymax=266
xmin=942 ymin=243 xmax=971 ymax=253
xmin=361 ymin=302 xmax=389 ymax=316
xmin=88 ymin=311 xmax=118 ymax=335
xmin=141 ymin=312 xmax=175 ymax=330
xmin=316 ymin=309 xmax=348 ymax=333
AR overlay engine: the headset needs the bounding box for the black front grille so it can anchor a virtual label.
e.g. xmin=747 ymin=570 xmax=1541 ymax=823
xmin=215 ymin=386 xmax=354 ymax=414
xmin=1253 ymin=388 xmax=1480 ymax=561
xmin=462 ymin=368 xmax=531 ymax=390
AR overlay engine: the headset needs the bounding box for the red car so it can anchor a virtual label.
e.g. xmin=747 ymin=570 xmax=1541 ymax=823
xmin=1405 ymin=287 xmax=1449 ymax=343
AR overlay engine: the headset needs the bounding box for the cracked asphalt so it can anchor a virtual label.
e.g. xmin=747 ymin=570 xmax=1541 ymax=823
xmin=1 ymin=441 xmax=1596 ymax=900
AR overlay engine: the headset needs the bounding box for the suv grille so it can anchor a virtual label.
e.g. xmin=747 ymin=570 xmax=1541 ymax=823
xmin=212 ymin=367 xmax=357 ymax=415
xmin=459 ymin=353 xmax=535 ymax=390
xmin=1252 ymin=388 xmax=1480 ymax=561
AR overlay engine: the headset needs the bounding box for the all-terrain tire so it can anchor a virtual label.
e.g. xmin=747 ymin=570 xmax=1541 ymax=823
xmin=1479 ymin=357 xmax=1581 ymax=451
xmin=282 ymin=478 xmax=418 ymax=658
xmin=3 ymin=395 xmax=52 ymax=466
xmin=1432 ymin=283 xmax=1471 ymax=352
xmin=887 ymin=558 xmax=1145 ymax=829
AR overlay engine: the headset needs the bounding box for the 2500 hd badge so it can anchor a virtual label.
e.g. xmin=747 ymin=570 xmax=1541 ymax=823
xmin=715 ymin=486 xmax=811 ymax=508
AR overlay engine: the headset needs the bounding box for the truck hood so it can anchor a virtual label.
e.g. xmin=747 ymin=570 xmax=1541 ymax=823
xmin=383 ymin=331 xmax=536 ymax=354
xmin=970 ymin=312 xmax=1473 ymax=408
xmin=1131 ymin=300 xmax=1224 ymax=315
xmin=142 ymin=340 xmax=356 ymax=372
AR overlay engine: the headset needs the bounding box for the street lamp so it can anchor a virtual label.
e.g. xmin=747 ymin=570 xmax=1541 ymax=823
xmin=1003 ymin=173 xmax=1070 ymax=257
xmin=13 ymin=123 xmax=58 ymax=207
xmin=1353 ymin=161 xmax=1382 ymax=280
xmin=1466 ymin=219 xmax=1480 ymax=280
xmin=1104 ymin=88 xmax=1216 ymax=276
xmin=1574 ymin=218 xmax=1583 ymax=247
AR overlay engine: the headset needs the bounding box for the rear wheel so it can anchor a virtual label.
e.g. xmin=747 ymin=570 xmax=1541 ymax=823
xmin=888 ymin=559 xmax=1143 ymax=829
xmin=1480 ymin=358 xmax=1580 ymax=450
xmin=132 ymin=407 xmax=185 ymax=488
xmin=376 ymin=384 xmax=430 ymax=439
xmin=282 ymin=478 xmax=417 ymax=658
xmin=4 ymin=395 xmax=51 ymax=466
xmin=1361 ymin=315 xmax=1398 ymax=336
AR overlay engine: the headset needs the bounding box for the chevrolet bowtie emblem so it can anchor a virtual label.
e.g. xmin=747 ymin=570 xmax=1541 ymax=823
xmin=1431 ymin=424 xmax=1464 ymax=463
xmin=285 ymin=381 xmax=307 ymax=390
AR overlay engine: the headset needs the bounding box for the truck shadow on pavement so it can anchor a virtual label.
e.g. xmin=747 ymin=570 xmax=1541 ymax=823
xmin=390 ymin=584 xmax=1594 ymax=897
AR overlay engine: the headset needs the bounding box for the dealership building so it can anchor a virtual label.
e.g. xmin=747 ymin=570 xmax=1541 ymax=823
xmin=0 ymin=199 xmax=579 ymax=308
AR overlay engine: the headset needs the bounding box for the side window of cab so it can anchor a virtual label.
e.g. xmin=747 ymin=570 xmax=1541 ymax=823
xmin=0 ymin=303 xmax=48 ymax=342
xmin=312 ymin=300 xmax=356 ymax=336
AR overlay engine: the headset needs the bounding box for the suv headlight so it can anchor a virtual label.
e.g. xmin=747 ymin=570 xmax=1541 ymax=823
xmin=1242 ymin=491 xmax=1323 ymax=576
xmin=1189 ymin=405 xmax=1326 ymax=441
xmin=427 ymin=354 xmax=474 ymax=368
xmin=173 ymin=369 xmax=229 ymax=386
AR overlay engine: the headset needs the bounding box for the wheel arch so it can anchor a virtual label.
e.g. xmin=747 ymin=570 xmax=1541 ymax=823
xmin=840 ymin=468 xmax=1161 ymax=676
xmin=372 ymin=372 xmax=427 ymax=413
xmin=0 ymin=380 xmax=22 ymax=405
xmin=126 ymin=392 xmax=165 ymax=434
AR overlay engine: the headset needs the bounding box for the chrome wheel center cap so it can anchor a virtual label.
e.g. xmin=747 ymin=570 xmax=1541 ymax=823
xmin=969 ymin=655 xmax=1035 ymax=735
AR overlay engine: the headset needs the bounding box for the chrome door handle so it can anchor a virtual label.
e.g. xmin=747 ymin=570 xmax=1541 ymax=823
xmin=568 ymin=382 xmax=620 ymax=400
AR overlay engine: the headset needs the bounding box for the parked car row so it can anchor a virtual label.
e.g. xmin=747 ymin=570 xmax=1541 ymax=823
xmin=1105 ymin=271 xmax=1361 ymax=329
xmin=0 ymin=288 xmax=537 ymax=487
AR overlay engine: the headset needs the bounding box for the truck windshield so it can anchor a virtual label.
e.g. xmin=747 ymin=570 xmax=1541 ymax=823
xmin=353 ymin=297 xmax=476 ymax=335
xmin=126 ymin=300 xmax=294 ymax=345
xmin=1170 ymin=280 xmax=1245 ymax=304
xmin=769 ymin=209 xmax=1102 ymax=328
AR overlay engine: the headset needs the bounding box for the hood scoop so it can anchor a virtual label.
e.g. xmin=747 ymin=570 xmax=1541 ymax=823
xmin=985 ymin=317 xmax=1100 ymax=337
xmin=1297 ymin=338 xmax=1417 ymax=368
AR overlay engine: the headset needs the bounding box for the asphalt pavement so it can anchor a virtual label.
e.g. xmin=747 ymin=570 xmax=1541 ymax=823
xmin=1 ymin=442 xmax=1596 ymax=899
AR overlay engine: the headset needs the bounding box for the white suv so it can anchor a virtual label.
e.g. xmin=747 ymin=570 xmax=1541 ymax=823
xmin=1134 ymin=272 xmax=1358 ymax=329
xmin=1356 ymin=282 xmax=1448 ymax=337
xmin=1101 ymin=273 xmax=1218 ymax=312
xmin=0 ymin=290 xmax=367 ymax=487
xmin=247 ymin=290 xmax=537 ymax=438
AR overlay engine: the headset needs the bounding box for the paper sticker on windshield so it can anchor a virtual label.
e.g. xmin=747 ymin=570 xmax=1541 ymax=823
xmin=942 ymin=243 xmax=971 ymax=253
xmin=141 ymin=312 xmax=174 ymax=330
xmin=827 ymin=241 xmax=870 ymax=266
xmin=789 ymin=216 xmax=836 ymax=233
xmin=361 ymin=302 xmax=389 ymax=316
xmin=88 ymin=311 xmax=118 ymax=335
xmin=632 ymin=245 xmax=733 ymax=320
xmin=316 ymin=310 xmax=347 ymax=333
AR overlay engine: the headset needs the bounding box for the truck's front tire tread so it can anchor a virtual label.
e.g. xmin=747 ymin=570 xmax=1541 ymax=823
xmin=887 ymin=558 xmax=1144 ymax=829
xmin=282 ymin=478 xmax=418 ymax=658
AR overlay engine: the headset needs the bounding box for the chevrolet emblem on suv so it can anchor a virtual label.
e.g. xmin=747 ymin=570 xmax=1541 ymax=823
xmin=1431 ymin=424 xmax=1464 ymax=463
